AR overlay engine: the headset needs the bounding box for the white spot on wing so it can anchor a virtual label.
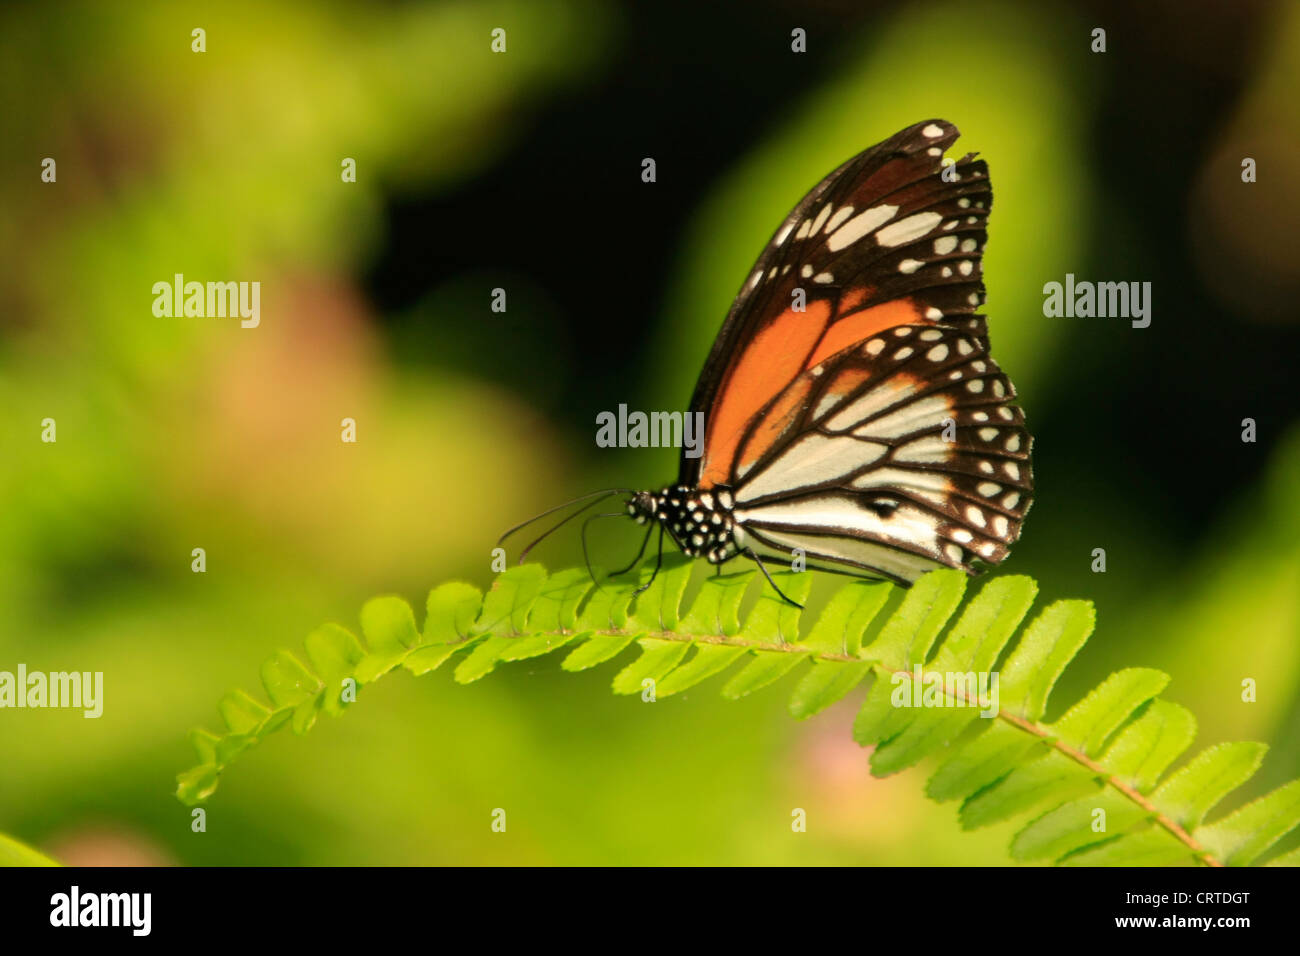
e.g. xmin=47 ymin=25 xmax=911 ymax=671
xmin=876 ymin=212 xmax=943 ymax=248
xmin=735 ymin=434 xmax=888 ymax=503
xmin=825 ymin=206 xmax=854 ymax=232
xmin=825 ymin=377 xmax=922 ymax=431
xmin=895 ymin=435 xmax=952 ymax=464
xmin=809 ymin=203 xmax=833 ymax=236
xmin=827 ymin=204 xmax=899 ymax=252
xmin=849 ymin=395 xmax=951 ymax=440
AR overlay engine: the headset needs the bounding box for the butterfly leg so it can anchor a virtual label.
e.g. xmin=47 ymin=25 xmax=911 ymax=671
xmin=581 ymin=510 xmax=631 ymax=588
xmin=609 ymin=522 xmax=653 ymax=576
xmin=743 ymin=547 xmax=805 ymax=609
xmin=632 ymin=525 xmax=666 ymax=597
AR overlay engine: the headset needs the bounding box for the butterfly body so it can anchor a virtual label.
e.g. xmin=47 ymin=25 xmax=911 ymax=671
xmin=503 ymin=120 xmax=1033 ymax=598
xmin=627 ymin=485 xmax=738 ymax=563
xmin=628 ymin=120 xmax=1033 ymax=589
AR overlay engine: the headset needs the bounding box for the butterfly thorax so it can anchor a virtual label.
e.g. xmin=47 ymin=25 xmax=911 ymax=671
xmin=628 ymin=485 xmax=739 ymax=564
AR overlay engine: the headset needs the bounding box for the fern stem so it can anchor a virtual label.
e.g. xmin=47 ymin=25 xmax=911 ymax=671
xmin=990 ymin=707 xmax=1221 ymax=867
xmin=571 ymin=626 xmax=1224 ymax=867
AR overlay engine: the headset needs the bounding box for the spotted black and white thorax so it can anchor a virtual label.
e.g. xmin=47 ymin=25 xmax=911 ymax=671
xmin=628 ymin=485 xmax=740 ymax=564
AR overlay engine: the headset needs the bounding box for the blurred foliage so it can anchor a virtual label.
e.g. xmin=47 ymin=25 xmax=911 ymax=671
xmin=1 ymin=0 xmax=1297 ymax=866
xmin=0 ymin=833 xmax=60 ymax=867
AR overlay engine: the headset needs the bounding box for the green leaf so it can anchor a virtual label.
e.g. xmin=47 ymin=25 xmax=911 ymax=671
xmin=656 ymin=644 xmax=749 ymax=697
xmin=1150 ymin=742 xmax=1267 ymax=829
xmin=355 ymin=596 xmax=421 ymax=682
xmin=304 ymin=624 xmax=365 ymax=715
xmin=454 ymin=635 xmax=514 ymax=684
xmin=1061 ymin=828 xmax=1194 ymax=867
xmin=613 ymin=638 xmax=692 ymax=695
xmin=677 ymin=570 xmax=753 ymax=637
xmin=260 ymin=650 xmax=321 ymax=711
xmin=928 ymin=722 xmax=1045 ymax=803
xmin=789 ymin=660 xmax=872 ymax=719
xmin=562 ymin=634 xmax=634 ymax=672
xmin=474 ymin=565 xmax=547 ymax=635
xmin=402 ymin=643 xmax=463 ymax=677
xmin=218 ymin=690 xmax=272 ymax=735
xmin=174 ymin=563 xmax=1300 ymax=869
xmin=998 ymin=599 xmax=1095 ymax=720
xmin=626 ymin=558 xmax=693 ymax=632
xmin=573 ymin=580 xmax=634 ymax=633
xmin=175 ymin=764 xmax=221 ymax=806
xmin=1266 ymin=845 xmax=1300 ymax=867
xmin=865 ymin=577 xmax=1039 ymax=774
xmin=189 ymin=728 xmax=220 ymax=765
xmin=1194 ymin=780 xmax=1300 ymax=866
xmin=738 ymin=571 xmax=812 ymax=644
xmin=1101 ymin=699 xmax=1196 ymax=791
xmin=860 ymin=569 xmax=966 ymax=669
xmin=1011 ymin=791 xmax=1145 ymax=861
xmin=720 ymin=651 xmax=811 ymax=700
xmin=423 ymin=582 xmax=483 ymax=643
xmin=525 ymin=568 xmax=594 ymax=634
xmin=800 ymin=581 xmax=891 ymax=655
xmin=960 ymin=751 xmax=1098 ymax=829
xmin=928 ymin=575 xmax=1038 ymax=673
xmin=497 ymin=631 xmax=580 ymax=663
xmin=0 ymin=833 xmax=60 ymax=867
xmin=1050 ymin=668 xmax=1169 ymax=755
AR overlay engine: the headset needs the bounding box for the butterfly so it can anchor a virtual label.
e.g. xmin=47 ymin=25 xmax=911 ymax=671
xmin=503 ymin=120 xmax=1032 ymax=606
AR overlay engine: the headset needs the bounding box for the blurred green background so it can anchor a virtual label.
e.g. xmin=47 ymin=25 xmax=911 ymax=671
xmin=1 ymin=0 xmax=1297 ymax=865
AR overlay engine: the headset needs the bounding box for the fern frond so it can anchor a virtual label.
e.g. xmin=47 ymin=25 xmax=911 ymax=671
xmin=175 ymin=560 xmax=1300 ymax=867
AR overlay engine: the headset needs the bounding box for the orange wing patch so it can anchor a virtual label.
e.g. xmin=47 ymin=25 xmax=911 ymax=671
xmin=805 ymin=297 xmax=927 ymax=369
xmin=733 ymin=374 xmax=814 ymax=480
xmin=700 ymin=300 xmax=831 ymax=488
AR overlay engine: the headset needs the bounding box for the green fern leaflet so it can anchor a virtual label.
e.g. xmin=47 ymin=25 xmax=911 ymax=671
xmin=175 ymin=561 xmax=1300 ymax=867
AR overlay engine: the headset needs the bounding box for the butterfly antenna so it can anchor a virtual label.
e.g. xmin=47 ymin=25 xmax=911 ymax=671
xmin=497 ymin=488 xmax=632 ymax=547
xmin=609 ymin=522 xmax=653 ymax=576
xmin=580 ymin=510 xmax=629 ymax=589
xmin=743 ymin=547 xmax=805 ymax=609
xmin=516 ymin=491 xmax=620 ymax=564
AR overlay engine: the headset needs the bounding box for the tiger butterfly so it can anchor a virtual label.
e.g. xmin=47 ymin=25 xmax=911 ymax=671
xmin=506 ymin=120 xmax=1032 ymax=605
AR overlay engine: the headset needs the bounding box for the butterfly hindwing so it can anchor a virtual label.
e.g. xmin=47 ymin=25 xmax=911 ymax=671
xmin=727 ymin=322 xmax=1032 ymax=583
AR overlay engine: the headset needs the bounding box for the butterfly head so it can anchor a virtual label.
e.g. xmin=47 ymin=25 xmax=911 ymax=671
xmin=626 ymin=490 xmax=657 ymax=525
